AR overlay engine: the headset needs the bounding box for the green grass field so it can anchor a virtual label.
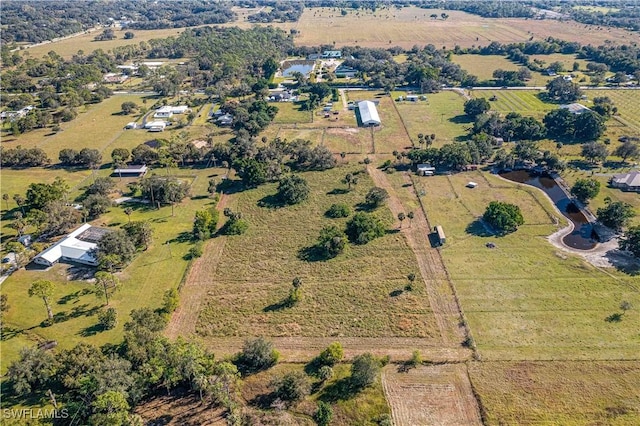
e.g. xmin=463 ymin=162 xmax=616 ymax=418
xmin=195 ymin=166 xmax=438 ymax=339
xmin=421 ymin=171 xmax=640 ymax=360
xmin=393 ymin=91 xmax=469 ymax=145
xmin=0 ymin=167 xmax=228 ymax=374
xmin=470 ymin=89 xmax=555 ymax=120
xmin=272 ymin=101 xmax=314 ymax=124
xmin=470 ymin=361 xmax=640 ymax=424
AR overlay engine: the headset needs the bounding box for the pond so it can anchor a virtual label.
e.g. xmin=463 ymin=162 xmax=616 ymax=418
xmin=500 ymin=170 xmax=597 ymax=250
xmin=282 ymin=60 xmax=315 ymax=77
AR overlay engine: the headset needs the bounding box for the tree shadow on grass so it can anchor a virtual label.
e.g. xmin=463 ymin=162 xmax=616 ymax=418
xmin=249 ymin=391 xmax=278 ymax=409
xmin=318 ymin=377 xmax=359 ymax=403
xmin=327 ymin=188 xmax=350 ymax=195
xmin=53 ymin=304 xmax=100 ymax=324
xmin=297 ymin=245 xmax=332 ymax=263
xmin=389 ymin=289 xmax=404 ymax=297
xmin=604 ymin=250 xmax=640 ymax=276
xmin=354 ymin=202 xmax=376 ymax=212
xmin=448 ymin=114 xmax=473 ymax=124
xmin=568 ymin=159 xmax=597 ymax=170
xmin=79 ymin=323 xmax=105 ymax=337
xmin=257 ymin=194 xmax=286 ymax=209
xmin=58 ymin=288 xmax=92 ymax=304
xmin=167 ymin=231 xmax=193 ymax=244
xmin=465 ymin=219 xmax=495 ymax=237
xmin=263 ymin=297 xmax=293 ymax=312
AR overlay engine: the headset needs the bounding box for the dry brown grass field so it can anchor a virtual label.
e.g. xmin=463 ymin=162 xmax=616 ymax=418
xmin=269 ymin=7 xmax=638 ymax=49
xmin=469 ymin=361 xmax=640 ymax=424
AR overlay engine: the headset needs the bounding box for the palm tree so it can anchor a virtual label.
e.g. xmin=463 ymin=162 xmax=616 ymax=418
xmin=344 ymin=173 xmax=353 ymax=190
xmin=29 ymin=279 xmax=55 ymax=321
xmin=398 ymin=212 xmax=406 ymax=228
xmin=406 ymin=273 xmax=416 ymax=291
xmin=407 ymin=211 xmax=414 ymax=228
xmin=94 ymin=271 xmax=120 ymax=306
xmin=2 ymin=194 xmax=9 ymax=210
xmin=340 ymin=152 xmax=346 ymax=163
xmin=124 ymin=207 xmax=133 ymax=223
xmin=13 ymin=194 xmax=25 ymax=215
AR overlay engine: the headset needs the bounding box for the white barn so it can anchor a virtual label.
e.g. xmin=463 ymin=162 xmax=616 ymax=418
xmin=33 ymin=224 xmax=109 ymax=267
xmin=357 ymin=101 xmax=381 ymax=126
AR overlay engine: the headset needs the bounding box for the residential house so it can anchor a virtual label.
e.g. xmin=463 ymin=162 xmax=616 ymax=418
xmin=610 ymin=171 xmax=640 ymax=192
xmin=560 ymin=103 xmax=591 ymax=115
xmin=33 ymin=224 xmax=110 ymax=267
xmin=153 ymin=106 xmax=174 ymax=119
xmin=322 ymin=50 xmax=342 ymax=59
xmin=334 ymin=65 xmax=357 ymax=78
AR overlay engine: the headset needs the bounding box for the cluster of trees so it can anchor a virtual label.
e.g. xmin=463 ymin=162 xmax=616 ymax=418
xmin=483 ymin=201 xmax=525 ymax=234
xmin=543 ymin=108 xmax=606 ymax=141
xmin=0 ymin=146 xmax=50 ymax=167
xmin=139 ymin=176 xmax=190 ymax=214
xmin=1 ymin=1 xmax=236 ymax=43
xmin=6 ymin=304 xmax=245 ymax=425
xmin=212 ymin=137 xmax=336 ymax=189
xmin=570 ymin=4 xmax=640 ymax=32
xmin=247 ymin=2 xmax=304 ymax=23
xmin=58 ymin=147 xmax=102 ymax=168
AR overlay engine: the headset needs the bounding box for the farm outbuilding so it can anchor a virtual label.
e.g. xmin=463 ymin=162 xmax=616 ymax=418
xmin=112 ymin=165 xmax=148 ymax=177
xmin=417 ymin=164 xmax=435 ymax=176
xmin=357 ymin=101 xmax=381 ymax=126
xmin=434 ymin=225 xmax=446 ymax=246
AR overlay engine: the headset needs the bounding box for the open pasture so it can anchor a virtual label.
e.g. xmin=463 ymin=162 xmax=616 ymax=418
xmin=394 ymin=91 xmax=469 ymax=145
xmin=277 ymin=127 xmax=325 ymax=146
xmin=470 ymin=361 xmax=640 ymax=424
xmin=194 ymin=166 xmax=439 ymax=340
xmin=420 ymin=171 xmax=640 ymax=360
xmin=322 ymin=127 xmax=372 ymax=154
xmin=269 ymin=7 xmax=636 ymax=49
xmin=272 ymin=101 xmax=314 ymax=124
xmin=471 ymin=89 xmax=554 ymax=119
xmin=587 ymin=89 xmax=640 ymax=134
xmin=22 ymin=27 xmax=196 ymax=60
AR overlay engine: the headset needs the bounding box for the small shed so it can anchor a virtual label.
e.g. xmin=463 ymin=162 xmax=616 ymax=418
xmin=112 ymin=165 xmax=148 ymax=177
xmin=466 ymin=182 xmax=478 ymax=188
xmin=406 ymin=95 xmax=419 ymax=102
xmin=417 ymin=164 xmax=435 ymax=176
xmin=434 ymin=225 xmax=446 ymax=246
xmin=17 ymin=235 xmax=32 ymax=247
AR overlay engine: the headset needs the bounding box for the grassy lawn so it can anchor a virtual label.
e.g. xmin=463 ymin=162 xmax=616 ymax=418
xmin=322 ymin=128 xmax=372 ymax=154
xmin=23 ymin=27 xmax=197 ymax=60
xmin=195 ymin=166 xmax=438 ymax=339
xmin=452 ymin=55 xmax=524 ymax=81
xmin=394 ymin=91 xmax=469 ymax=145
xmin=421 ymin=171 xmax=640 ymax=360
xmin=278 ymin=127 xmax=325 ymax=146
xmin=272 ymin=102 xmax=313 ymax=124
xmin=1 ymin=95 xmax=146 ymax=159
xmin=242 ymin=363 xmax=390 ymax=425
xmin=470 ymin=89 xmax=555 ymax=120
xmin=470 ymin=361 xmax=640 ymax=424
xmin=0 ymin=167 xmax=228 ymax=374
xmin=587 ymin=89 xmax=640 ymax=134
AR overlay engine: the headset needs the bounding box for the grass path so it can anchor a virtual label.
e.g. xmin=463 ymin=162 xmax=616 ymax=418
xmin=165 ymin=192 xmax=232 ymax=340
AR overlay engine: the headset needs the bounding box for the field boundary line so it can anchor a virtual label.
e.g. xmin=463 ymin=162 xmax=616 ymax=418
xmin=390 ymin=97 xmax=415 ymax=148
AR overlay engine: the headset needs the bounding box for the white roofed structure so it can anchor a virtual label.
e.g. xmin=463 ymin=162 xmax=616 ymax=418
xmin=357 ymin=101 xmax=381 ymax=126
xmin=33 ymin=224 xmax=110 ymax=267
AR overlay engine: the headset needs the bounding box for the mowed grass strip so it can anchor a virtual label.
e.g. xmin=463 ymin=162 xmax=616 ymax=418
xmin=471 ymin=89 xmax=554 ymax=119
xmin=419 ymin=171 xmax=640 ymax=360
xmin=470 ymin=361 xmax=640 ymax=424
xmin=196 ymin=166 xmax=439 ymax=339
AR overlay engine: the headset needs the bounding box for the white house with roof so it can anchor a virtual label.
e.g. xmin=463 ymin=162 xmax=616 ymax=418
xmin=153 ymin=106 xmax=174 ymax=119
xmin=560 ymin=103 xmax=590 ymax=115
xmin=357 ymin=101 xmax=381 ymax=126
xmin=144 ymin=120 xmax=166 ymax=132
xmin=610 ymin=171 xmax=640 ymax=192
xmin=33 ymin=224 xmax=109 ymax=267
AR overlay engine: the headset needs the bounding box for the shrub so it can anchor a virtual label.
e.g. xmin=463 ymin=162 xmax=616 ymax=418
xmin=345 ymin=212 xmax=386 ymax=245
xmin=188 ymin=244 xmax=203 ymax=259
xmin=277 ymin=175 xmax=310 ymax=205
xmin=270 ymin=371 xmax=310 ymax=404
xmin=319 ymin=342 xmax=344 ymax=366
xmin=350 ymin=353 xmax=381 ymax=390
xmin=318 ymin=366 xmax=333 ymax=382
xmin=223 ymin=218 xmax=249 ymax=235
xmin=98 ymin=308 xmax=117 ymax=330
xmin=162 ymin=288 xmax=179 ymax=314
xmin=365 ymin=187 xmax=389 ymax=208
xmin=314 ymin=401 xmax=333 ymax=426
xmin=236 ymin=337 xmax=279 ymax=374
xmin=315 ymin=225 xmax=347 ymax=258
xmin=326 ymin=203 xmax=351 ymax=218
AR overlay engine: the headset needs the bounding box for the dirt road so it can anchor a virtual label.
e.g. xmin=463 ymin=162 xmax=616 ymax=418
xmin=165 ymin=193 xmax=230 ymax=339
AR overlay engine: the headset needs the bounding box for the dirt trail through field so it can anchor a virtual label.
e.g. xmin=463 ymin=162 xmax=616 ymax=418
xmin=367 ymin=165 xmax=482 ymax=426
xmin=382 ymin=364 xmax=482 ymax=426
xmin=367 ymin=166 xmax=466 ymax=346
xmin=165 ymin=194 xmax=230 ymax=340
